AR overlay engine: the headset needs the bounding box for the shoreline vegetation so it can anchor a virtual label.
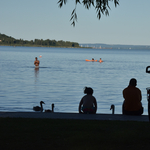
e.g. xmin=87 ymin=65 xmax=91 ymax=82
xmin=1 ymin=33 xmax=150 ymax=50
xmin=0 ymin=33 xmax=80 ymax=48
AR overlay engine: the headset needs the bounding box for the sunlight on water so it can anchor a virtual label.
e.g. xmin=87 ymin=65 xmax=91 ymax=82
xmin=0 ymin=46 xmax=150 ymax=115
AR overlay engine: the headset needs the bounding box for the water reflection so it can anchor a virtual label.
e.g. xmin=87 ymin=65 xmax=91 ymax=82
xmin=34 ymin=67 xmax=39 ymax=83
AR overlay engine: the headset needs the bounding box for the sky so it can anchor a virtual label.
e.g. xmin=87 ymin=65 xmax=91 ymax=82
xmin=1 ymin=0 xmax=150 ymax=45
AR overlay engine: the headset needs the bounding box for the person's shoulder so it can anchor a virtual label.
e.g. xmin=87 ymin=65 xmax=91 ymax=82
xmin=91 ymin=95 xmax=96 ymax=100
xmin=82 ymin=95 xmax=87 ymax=99
xmin=123 ymin=87 xmax=128 ymax=91
xmin=92 ymin=95 xmax=96 ymax=98
xmin=135 ymin=87 xmax=141 ymax=91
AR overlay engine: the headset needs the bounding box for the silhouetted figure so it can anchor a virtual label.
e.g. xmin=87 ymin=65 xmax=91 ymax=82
xmin=146 ymin=66 xmax=150 ymax=73
xmin=33 ymin=101 xmax=45 ymax=112
xmin=122 ymin=78 xmax=143 ymax=115
xmin=79 ymin=87 xmax=97 ymax=114
xmin=110 ymin=104 xmax=115 ymax=114
xmin=146 ymin=67 xmax=150 ymax=121
xmin=45 ymin=103 xmax=55 ymax=112
xmin=146 ymin=88 xmax=150 ymax=121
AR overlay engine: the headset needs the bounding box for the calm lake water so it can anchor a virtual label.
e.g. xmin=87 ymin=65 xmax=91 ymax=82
xmin=0 ymin=46 xmax=150 ymax=115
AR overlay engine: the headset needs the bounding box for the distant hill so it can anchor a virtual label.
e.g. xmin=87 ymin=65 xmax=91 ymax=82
xmin=80 ymin=43 xmax=150 ymax=50
xmin=0 ymin=33 xmax=80 ymax=48
xmin=0 ymin=34 xmax=15 ymax=41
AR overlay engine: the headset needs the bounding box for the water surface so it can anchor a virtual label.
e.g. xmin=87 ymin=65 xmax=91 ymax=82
xmin=0 ymin=46 xmax=150 ymax=114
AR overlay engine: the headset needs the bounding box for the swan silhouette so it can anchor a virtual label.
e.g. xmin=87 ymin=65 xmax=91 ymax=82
xmin=45 ymin=103 xmax=54 ymax=112
xmin=33 ymin=101 xmax=45 ymax=112
xmin=110 ymin=104 xmax=115 ymax=114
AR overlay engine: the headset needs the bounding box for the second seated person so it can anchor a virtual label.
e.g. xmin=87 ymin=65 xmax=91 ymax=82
xmin=122 ymin=78 xmax=144 ymax=115
xmin=79 ymin=87 xmax=97 ymax=114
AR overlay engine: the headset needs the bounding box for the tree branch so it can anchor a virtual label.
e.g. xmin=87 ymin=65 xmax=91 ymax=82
xmin=58 ymin=0 xmax=119 ymax=26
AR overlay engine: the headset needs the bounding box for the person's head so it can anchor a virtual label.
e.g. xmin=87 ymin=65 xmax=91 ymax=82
xmin=35 ymin=57 xmax=38 ymax=60
xmin=92 ymin=58 xmax=94 ymax=60
xmin=129 ymin=78 xmax=137 ymax=86
xmin=84 ymin=87 xmax=93 ymax=95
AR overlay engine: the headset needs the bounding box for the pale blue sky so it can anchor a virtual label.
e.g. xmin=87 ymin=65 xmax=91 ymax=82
xmin=1 ymin=0 xmax=150 ymax=45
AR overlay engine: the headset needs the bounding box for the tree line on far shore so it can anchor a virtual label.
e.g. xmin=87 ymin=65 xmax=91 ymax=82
xmin=0 ymin=33 xmax=80 ymax=47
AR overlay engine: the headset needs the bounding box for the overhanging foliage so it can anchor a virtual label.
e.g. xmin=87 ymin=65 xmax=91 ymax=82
xmin=58 ymin=0 xmax=119 ymax=26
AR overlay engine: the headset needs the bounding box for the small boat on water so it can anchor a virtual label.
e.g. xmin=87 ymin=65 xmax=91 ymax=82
xmin=85 ymin=59 xmax=97 ymax=62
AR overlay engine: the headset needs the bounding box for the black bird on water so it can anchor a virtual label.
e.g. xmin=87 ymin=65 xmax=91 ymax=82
xmin=45 ymin=103 xmax=55 ymax=112
xmin=110 ymin=104 xmax=115 ymax=114
xmin=33 ymin=101 xmax=45 ymax=112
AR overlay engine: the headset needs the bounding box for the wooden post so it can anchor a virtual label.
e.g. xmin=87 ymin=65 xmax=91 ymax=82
xmin=148 ymin=102 xmax=150 ymax=121
xmin=146 ymin=88 xmax=150 ymax=122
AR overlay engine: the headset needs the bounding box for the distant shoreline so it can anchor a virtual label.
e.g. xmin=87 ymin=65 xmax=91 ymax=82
xmin=1 ymin=45 xmax=150 ymax=50
xmin=0 ymin=33 xmax=80 ymax=48
xmin=0 ymin=45 xmax=82 ymax=49
xmin=80 ymin=43 xmax=150 ymax=50
xmin=1 ymin=33 xmax=150 ymax=50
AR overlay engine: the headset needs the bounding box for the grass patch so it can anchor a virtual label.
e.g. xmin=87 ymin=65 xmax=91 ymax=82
xmin=0 ymin=118 xmax=150 ymax=150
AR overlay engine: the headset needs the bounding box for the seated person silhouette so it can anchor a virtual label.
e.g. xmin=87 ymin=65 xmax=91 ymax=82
xmin=122 ymin=78 xmax=143 ymax=115
xmin=78 ymin=87 xmax=97 ymax=114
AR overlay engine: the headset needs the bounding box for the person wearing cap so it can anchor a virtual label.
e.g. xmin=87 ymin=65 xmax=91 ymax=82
xmin=122 ymin=78 xmax=143 ymax=115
